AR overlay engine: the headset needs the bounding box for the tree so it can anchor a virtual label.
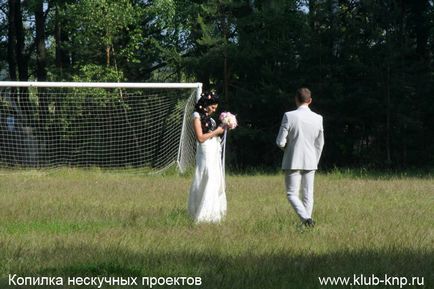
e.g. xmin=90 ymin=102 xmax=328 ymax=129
xmin=6 ymin=0 xmax=33 ymax=123
xmin=65 ymin=0 xmax=139 ymax=69
xmin=0 ymin=2 xmax=8 ymax=78
xmin=31 ymin=0 xmax=49 ymax=130
xmin=0 ymin=0 xmax=432 ymax=169
xmin=179 ymin=0 xmax=245 ymax=96
xmin=51 ymin=0 xmax=73 ymax=79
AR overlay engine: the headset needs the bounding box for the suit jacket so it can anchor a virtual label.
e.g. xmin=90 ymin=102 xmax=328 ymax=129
xmin=276 ymin=105 xmax=324 ymax=170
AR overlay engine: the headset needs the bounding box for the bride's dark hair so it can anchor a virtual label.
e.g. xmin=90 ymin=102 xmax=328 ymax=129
xmin=194 ymin=91 xmax=219 ymax=133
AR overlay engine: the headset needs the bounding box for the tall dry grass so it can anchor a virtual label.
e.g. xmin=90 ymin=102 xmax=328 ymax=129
xmin=0 ymin=169 xmax=432 ymax=288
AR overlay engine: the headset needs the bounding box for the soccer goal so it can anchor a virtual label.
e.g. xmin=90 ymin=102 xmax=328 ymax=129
xmin=0 ymin=81 xmax=201 ymax=173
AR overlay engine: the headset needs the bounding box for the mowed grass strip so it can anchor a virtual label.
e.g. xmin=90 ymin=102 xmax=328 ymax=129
xmin=0 ymin=169 xmax=432 ymax=289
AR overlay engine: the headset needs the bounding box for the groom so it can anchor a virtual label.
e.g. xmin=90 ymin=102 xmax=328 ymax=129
xmin=276 ymin=87 xmax=324 ymax=227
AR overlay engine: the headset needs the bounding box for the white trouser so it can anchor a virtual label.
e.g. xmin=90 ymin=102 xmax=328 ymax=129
xmin=285 ymin=170 xmax=315 ymax=221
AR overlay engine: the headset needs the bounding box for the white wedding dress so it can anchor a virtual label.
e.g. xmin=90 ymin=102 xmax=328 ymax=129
xmin=188 ymin=112 xmax=227 ymax=223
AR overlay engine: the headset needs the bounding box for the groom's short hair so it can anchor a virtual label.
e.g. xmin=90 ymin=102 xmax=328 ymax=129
xmin=296 ymin=88 xmax=311 ymax=103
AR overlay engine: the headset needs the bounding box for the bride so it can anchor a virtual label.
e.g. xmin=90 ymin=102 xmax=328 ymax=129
xmin=188 ymin=91 xmax=227 ymax=223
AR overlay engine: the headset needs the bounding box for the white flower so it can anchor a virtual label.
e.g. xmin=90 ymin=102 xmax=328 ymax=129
xmin=219 ymin=112 xmax=238 ymax=129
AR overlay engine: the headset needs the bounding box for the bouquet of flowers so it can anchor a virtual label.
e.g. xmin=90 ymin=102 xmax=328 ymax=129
xmin=219 ymin=112 xmax=238 ymax=130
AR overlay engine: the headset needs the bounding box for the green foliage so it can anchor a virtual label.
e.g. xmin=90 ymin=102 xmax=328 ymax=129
xmin=72 ymin=64 xmax=125 ymax=83
xmin=65 ymin=0 xmax=139 ymax=66
xmin=1 ymin=0 xmax=433 ymax=169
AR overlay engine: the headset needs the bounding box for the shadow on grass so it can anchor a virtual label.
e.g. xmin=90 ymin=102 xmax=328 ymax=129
xmin=1 ymin=246 xmax=432 ymax=289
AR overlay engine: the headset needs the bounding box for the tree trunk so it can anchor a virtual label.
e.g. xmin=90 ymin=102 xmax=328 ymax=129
xmin=14 ymin=0 xmax=27 ymax=81
xmin=106 ymin=46 xmax=111 ymax=66
xmin=7 ymin=0 xmax=18 ymax=81
xmin=411 ymin=0 xmax=430 ymax=61
xmin=8 ymin=0 xmax=30 ymax=115
xmin=11 ymin=0 xmax=31 ymax=122
xmin=54 ymin=3 xmax=71 ymax=78
xmin=385 ymin=64 xmax=392 ymax=168
xmin=223 ymin=16 xmax=229 ymax=104
xmin=35 ymin=0 xmax=47 ymax=82
xmin=35 ymin=0 xmax=48 ymax=131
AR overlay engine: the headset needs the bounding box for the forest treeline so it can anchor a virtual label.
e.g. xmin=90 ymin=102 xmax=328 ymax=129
xmin=1 ymin=0 xmax=433 ymax=169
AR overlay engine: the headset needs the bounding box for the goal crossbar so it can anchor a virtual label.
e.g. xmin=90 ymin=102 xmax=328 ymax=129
xmin=0 ymin=81 xmax=201 ymax=88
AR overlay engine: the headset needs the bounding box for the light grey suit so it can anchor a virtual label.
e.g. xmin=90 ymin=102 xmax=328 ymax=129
xmin=276 ymin=105 xmax=324 ymax=221
xmin=276 ymin=105 xmax=324 ymax=169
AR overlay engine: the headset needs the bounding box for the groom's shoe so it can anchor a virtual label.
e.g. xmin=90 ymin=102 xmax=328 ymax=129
xmin=303 ymin=218 xmax=315 ymax=228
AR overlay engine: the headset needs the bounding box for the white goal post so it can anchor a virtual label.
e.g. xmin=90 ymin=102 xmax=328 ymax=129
xmin=0 ymin=81 xmax=202 ymax=173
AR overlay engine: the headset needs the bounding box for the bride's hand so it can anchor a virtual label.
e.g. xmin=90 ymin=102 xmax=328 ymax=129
xmin=213 ymin=126 xmax=225 ymax=136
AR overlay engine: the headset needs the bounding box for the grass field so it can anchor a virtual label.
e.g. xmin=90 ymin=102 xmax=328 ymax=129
xmin=0 ymin=169 xmax=432 ymax=289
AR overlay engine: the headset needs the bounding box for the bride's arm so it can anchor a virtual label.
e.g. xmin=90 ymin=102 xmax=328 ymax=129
xmin=193 ymin=118 xmax=224 ymax=143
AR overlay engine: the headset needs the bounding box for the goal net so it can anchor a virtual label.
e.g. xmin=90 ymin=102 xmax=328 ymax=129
xmin=0 ymin=82 xmax=201 ymax=173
